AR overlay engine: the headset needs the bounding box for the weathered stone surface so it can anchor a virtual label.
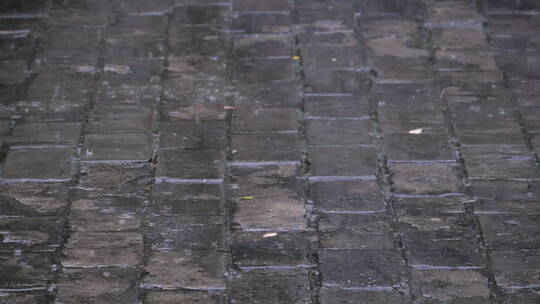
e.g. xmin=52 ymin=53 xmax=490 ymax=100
xmin=305 ymin=119 xmax=375 ymax=145
xmin=229 ymin=165 xmax=305 ymax=230
xmin=87 ymin=106 xmax=154 ymax=134
xmin=145 ymin=290 xmax=224 ymax=304
xmin=232 ymin=107 xmax=297 ymax=133
xmin=304 ymin=95 xmax=370 ymax=118
xmin=230 ymin=269 xmax=310 ymax=304
xmin=160 ymin=121 xmax=226 ymax=149
xmin=309 ymin=146 xmax=378 ymax=177
xmin=0 ymin=217 xmax=62 ymax=253
xmin=231 ymin=133 xmax=300 ymax=162
xmin=82 ymin=133 xmax=153 ymax=162
xmin=1 ymin=147 xmax=74 ymax=180
xmin=156 ymin=149 xmax=224 ymax=180
xmin=144 ymin=250 xmax=225 ymax=289
xmin=70 ymin=196 xmax=143 ymax=232
xmin=0 ymin=183 xmax=68 ymax=216
xmin=384 ymin=133 xmax=453 ymax=161
xmin=145 ymin=215 xmax=223 ymax=251
xmin=231 ymin=231 xmax=310 ymax=267
xmin=79 ymin=162 xmax=152 ymax=195
xmin=55 ymin=268 xmax=140 ymax=304
xmin=411 ymin=269 xmax=491 ymax=304
xmin=320 ymin=289 xmax=410 ymax=304
xmin=319 ymin=213 xmax=394 ymax=250
xmin=310 ymin=179 xmax=384 ymax=212
xmin=390 ymin=163 xmax=460 ymax=195
xmin=0 ymin=252 xmax=50 ymax=288
xmin=478 ymin=214 xmax=540 ymax=251
xmin=491 ymin=250 xmax=540 ymax=288
xmin=320 ymin=249 xmax=407 ymax=288
xmin=62 ymin=232 xmax=143 ymax=268
xmin=7 ymin=122 xmax=82 ymax=146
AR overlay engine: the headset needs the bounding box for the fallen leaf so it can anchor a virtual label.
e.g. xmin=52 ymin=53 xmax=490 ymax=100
xmin=263 ymin=232 xmax=278 ymax=238
xmin=408 ymin=128 xmax=423 ymax=134
xmin=223 ymin=105 xmax=236 ymax=110
xmin=292 ymin=56 xmax=301 ymax=61
xmin=240 ymin=196 xmax=255 ymax=200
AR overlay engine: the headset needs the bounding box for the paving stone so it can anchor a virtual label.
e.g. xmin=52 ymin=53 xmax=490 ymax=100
xmin=169 ymin=24 xmax=229 ymax=56
xmin=0 ymin=60 xmax=26 ymax=84
xmin=304 ymin=95 xmax=370 ymax=118
xmin=503 ymin=290 xmax=540 ymax=304
xmin=116 ymin=0 xmax=172 ymax=15
xmin=395 ymin=196 xmax=466 ymax=215
xmin=79 ymin=162 xmax=152 ymax=196
xmin=0 ymin=292 xmax=49 ymax=304
xmin=384 ymin=133 xmax=453 ymax=161
xmin=145 ymin=290 xmax=224 ymax=304
xmin=156 ymin=149 xmax=224 ymax=180
xmin=233 ymin=34 xmax=291 ymax=58
xmin=465 ymin=157 xmax=539 ymax=180
xmin=229 ymin=165 xmax=305 ymax=230
xmin=0 ymin=252 xmax=50 ymax=289
xmin=48 ymin=3 xmax=111 ymax=28
xmin=231 ymin=231 xmax=310 ymax=267
xmin=232 ymin=107 xmax=297 ymax=133
xmin=303 ymin=68 xmax=372 ymax=95
xmin=305 ymin=119 xmax=375 ymax=145
xmin=230 ymin=269 xmax=310 ymax=304
xmin=62 ymin=232 xmax=143 ymax=268
xmin=55 ymin=268 xmax=139 ymax=304
xmin=234 ymin=82 xmax=300 ymax=109
xmin=0 ymin=217 xmax=62 ymax=253
xmin=82 ymin=133 xmax=153 ymax=162
xmin=310 ymin=179 xmax=385 ymax=212
xmin=70 ymin=196 xmax=143 ymax=232
xmin=454 ymin=120 xmax=525 ymax=146
xmin=320 ymin=288 xmax=410 ymax=304
xmin=145 ymin=215 xmax=223 ymax=251
xmin=233 ymin=0 xmax=290 ymax=12
xmin=491 ymin=250 xmax=540 ymax=288
xmin=7 ymin=122 xmax=82 ymax=146
xmin=1 ymin=147 xmax=74 ymax=180
xmin=478 ymin=214 xmax=540 ymax=251
xmin=320 ymin=249 xmax=407 ymax=288
xmin=173 ymin=4 xmax=230 ymax=25
xmin=231 ymin=133 xmax=300 ymax=162
xmin=319 ymin=213 xmax=395 ymax=250
xmin=411 ymin=269 xmax=491 ymax=304
xmin=233 ymin=58 xmax=295 ymax=84
xmin=160 ymin=121 xmax=226 ymax=149
xmin=95 ymin=79 xmax=161 ymax=107
xmin=87 ymin=106 xmax=154 ymax=134
xmin=0 ymin=183 xmax=69 ymax=217
xmin=297 ymin=22 xmax=357 ymax=46
xmin=301 ymin=45 xmax=364 ymax=69
xmin=309 ymin=145 xmax=378 ymax=177
xmin=151 ymin=182 xmax=222 ymax=216
xmin=232 ymin=13 xmax=291 ymax=34
xmin=399 ymin=214 xmax=483 ymax=267
xmin=143 ymin=250 xmax=225 ymax=289
xmin=390 ymin=163 xmax=460 ymax=195
xmin=296 ymin=1 xmax=354 ymax=24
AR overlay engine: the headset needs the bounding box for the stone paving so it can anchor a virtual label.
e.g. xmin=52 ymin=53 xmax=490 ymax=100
xmin=0 ymin=0 xmax=539 ymax=303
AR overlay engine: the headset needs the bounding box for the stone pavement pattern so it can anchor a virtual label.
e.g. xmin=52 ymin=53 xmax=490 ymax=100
xmin=0 ymin=0 xmax=539 ymax=303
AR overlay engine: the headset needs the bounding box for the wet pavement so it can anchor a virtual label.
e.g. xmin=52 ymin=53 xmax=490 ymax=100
xmin=0 ymin=0 xmax=539 ymax=303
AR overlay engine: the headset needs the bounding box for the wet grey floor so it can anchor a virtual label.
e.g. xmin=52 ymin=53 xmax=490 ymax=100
xmin=0 ymin=0 xmax=539 ymax=303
